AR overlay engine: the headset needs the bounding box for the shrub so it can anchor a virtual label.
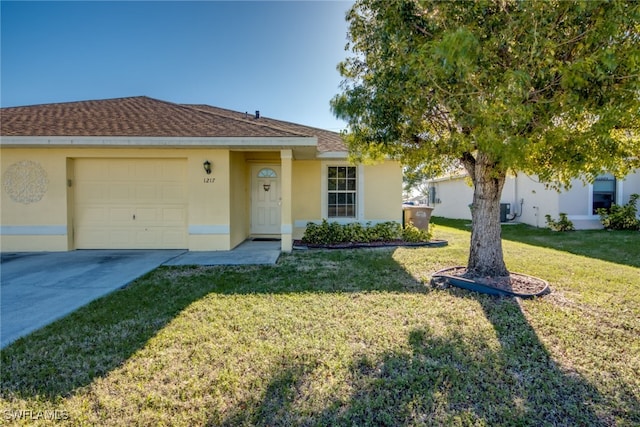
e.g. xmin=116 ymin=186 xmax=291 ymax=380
xmin=597 ymin=194 xmax=640 ymax=231
xmin=302 ymin=219 xmax=340 ymax=245
xmin=369 ymin=221 xmax=402 ymax=242
xmin=402 ymin=222 xmax=433 ymax=242
xmin=343 ymin=222 xmax=367 ymax=243
xmin=545 ymin=213 xmax=575 ymax=231
xmin=302 ymin=220 xmax=422 ymax=245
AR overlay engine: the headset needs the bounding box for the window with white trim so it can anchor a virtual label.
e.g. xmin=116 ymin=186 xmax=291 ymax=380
xmin=592 ymin=173 xmax=616 ymax=214
xmin=327 ymin=166 xmax=357 ymax=218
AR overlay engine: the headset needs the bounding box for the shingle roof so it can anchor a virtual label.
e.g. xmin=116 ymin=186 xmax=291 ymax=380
xmin=185 ymin=104 xmax=348 ymax=153
xmin=0 ymin=96 xmax=347 ymax=152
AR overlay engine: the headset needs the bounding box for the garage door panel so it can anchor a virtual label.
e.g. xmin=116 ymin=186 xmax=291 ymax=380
xmin=161 ymin=161 xmax=185 ymax=177
xmin=111 ymin=230 xmax=133 ymax=246
xmin=77 ymin=230 xmax=112 ymax=248
xmin=76 ymin=182 xmax=109 ymax=202
xmin=162 ymin=230 xmax=186 ymax=246
xmin=162 ymin=186 xmax=185 ymax=202
xmin=75 ymin=159 xmax=187 ymax=249
xmin=134 ymin=162 xmax=157 ymax=179
xmin=78 ymin=207 xmax=107 ymax=223
xmin=163 ymin=208 xmax=186 ymax=223
xmin=135 ymin=208 xmax=160 ymax=223
xmin=135 ymin=184 xmax=159 ymax=202
xmin=75 ymin=159 xmax=106 ymax=179
xmin=109 ymin=183 xmax=134 ymax=201
xmin=108 ymin=162 xmax=135 ymax=181
xmin=110 ymin=208 xmax=133 ymax=223
xmin=134 ymin=230 xmax=159 ymax=245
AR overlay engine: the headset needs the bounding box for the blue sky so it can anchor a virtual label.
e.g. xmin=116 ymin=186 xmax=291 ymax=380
xmin=1 ymin=1 xmax=353 ymax=131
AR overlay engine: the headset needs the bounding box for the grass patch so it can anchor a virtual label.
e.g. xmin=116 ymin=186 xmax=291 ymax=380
xmin=432 ymin=216 xmax=640 ymax=268
xmin=1 ymin=224 xmax=639 ymax=425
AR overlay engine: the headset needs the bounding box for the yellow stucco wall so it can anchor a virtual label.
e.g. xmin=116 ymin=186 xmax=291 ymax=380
xmin=363 ymin=161 xmax=403 ymax=222
xmin=1 ymin=147 xmax=234 ymax=251
xmin=292 ymin=160 xmax=321 ymax=239
xmin=1 ymin=147 xmax=404 ymax=251
xmin=1 ymin=148 xmax=70 ymax=251
xmin=229 ymin=151 xmax=249 ymax=249
xmin=185 ymin=149 xmax=231 ymax=250
xmin=290 ymin=160 xmax=403 ymax=240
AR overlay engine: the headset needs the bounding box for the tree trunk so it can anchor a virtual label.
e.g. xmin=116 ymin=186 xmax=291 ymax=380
xmin=463 ymin=152 xmax=509 ymax=278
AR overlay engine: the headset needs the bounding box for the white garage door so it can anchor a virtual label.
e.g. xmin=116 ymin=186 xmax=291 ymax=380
xmin=74 ymin=159 xmax=188 ymax=249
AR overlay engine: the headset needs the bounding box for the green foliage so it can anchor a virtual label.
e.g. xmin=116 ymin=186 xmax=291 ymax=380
xmin=332 ymin=0 xmax=640 ymax=274
xmin=2 ymin=222 xmax=639 ymax=425
xmin=597 ymin=194 xmax=640 ymax=230
xmin=332 ymin=0 xmax=640 ymax=184
xmin=402 ymin=222 xmax=433 ymax=242
xmin=545 ymin=213 xmax=575 ymax=232
xmin=302 ymin=220 xmax=421 ymax=245
xmin=303 ymin=219 xmax=344 ymax=245
xmin=368 ymin=221 xmax=402 ymax=242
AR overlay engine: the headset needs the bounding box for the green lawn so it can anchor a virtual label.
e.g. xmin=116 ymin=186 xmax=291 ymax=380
xmin=1 ymin=221 xmax=638 ymax=426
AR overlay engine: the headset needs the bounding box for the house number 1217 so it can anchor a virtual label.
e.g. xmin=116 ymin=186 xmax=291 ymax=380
xmin=203 ymin=177 xmax=216 ymax=183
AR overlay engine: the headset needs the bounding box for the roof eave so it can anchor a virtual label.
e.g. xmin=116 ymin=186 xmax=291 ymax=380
xmin=0 ymin=135 xmax=318 ymax=149
xmin=317 ymin=151 xmax=349 ymax=159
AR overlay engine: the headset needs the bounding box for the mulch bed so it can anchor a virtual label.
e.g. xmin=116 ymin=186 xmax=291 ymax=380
xmin=430 ymin=266 xmax=550 ymax=298
xmin=293 ymin=239 xmax=448 ymax=249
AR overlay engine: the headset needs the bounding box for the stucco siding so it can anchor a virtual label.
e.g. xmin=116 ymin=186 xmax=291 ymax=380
xmin=621 ymin=170 xmax=640 ymax=203
xmin=1 ymin=148 xmax=69 ymax=238
xmin=186 ymin=149 xmax=231 ymax=250
xmin=363 ymin=161 xmax=403 ymax=223
xmin=512 ymin=175 xmax=559 ymax=228
xmin=428 ymin=170 xmax=640 ymax=230
xmin=428 ymin=173 xmax=562 ymax=228
xmin=1 ymin=145 xmax=406 ymax=251
xmin=229 ymin=151 xmax=249 ymax=248
xmin=430 ymin=176 xmax=473 ymax=220
xmin=292 ymin=160 xmax=321 ymax=239
xmin=559 ymin=180 xmax=589 ymax=216
xmin=1 ymin=147 xmax=236 ymax=251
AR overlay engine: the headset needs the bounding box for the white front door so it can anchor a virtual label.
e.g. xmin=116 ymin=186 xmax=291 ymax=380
xmin=251 ymin=165 xmax=281 ymax=235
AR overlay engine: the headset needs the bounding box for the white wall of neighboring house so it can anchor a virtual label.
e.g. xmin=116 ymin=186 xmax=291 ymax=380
xmin=428 ymin=175 xmax=474 ymax=220
xmin=427 ymin=169 xmax=640 ymax=229
xmin=622 ymin=170 xmax=640 ymax=199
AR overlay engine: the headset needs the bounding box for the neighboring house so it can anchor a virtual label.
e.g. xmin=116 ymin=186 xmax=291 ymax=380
xmin=426 ymin=170 xmax=640 ymax=229
xmin=0 ymin=96 xmax=402 ymax=252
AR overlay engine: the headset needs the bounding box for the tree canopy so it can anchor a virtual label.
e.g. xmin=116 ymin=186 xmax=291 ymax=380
xmin=332 ymin=0 xmax=640 ymax=277
xmin=332 ymin=0 xmax=640 ymax=183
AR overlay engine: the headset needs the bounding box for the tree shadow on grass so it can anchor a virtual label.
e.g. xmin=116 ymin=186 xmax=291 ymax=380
xmin=219 ymin=293 xmax=638 ymax=426
xmin=0 ymin=249 xmax=420 ymax=403
xmin=1 ymin=249 xmax=637 ymax=425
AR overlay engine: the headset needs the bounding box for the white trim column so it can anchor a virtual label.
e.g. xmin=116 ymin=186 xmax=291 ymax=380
xmin=280 ymin=149 xmax=293 ymax=252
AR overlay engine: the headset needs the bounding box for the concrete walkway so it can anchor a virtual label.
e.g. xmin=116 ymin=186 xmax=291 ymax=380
xmin=0 ymin=241 xmax=280 ymax=348
xmin=164 ymin=240 xmax=281 ymax=266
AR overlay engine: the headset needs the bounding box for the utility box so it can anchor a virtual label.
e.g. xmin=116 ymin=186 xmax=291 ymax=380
xmin=403 ymin=206 xmax=435 ymax=230
xmin=500 ymin=203 xmax=511 ymax=223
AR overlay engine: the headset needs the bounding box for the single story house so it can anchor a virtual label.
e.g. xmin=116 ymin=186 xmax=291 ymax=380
xmin=426 ymin=170 xmax=640 ymax=229
xmin=0 ymin=96 xmax=402 ymax=252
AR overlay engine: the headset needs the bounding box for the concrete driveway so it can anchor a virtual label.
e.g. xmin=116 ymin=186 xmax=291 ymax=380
xmin=0 ymin=242 xmax=281 ymax=349
xmin=0 ymin=250 xmax=185 ymax=348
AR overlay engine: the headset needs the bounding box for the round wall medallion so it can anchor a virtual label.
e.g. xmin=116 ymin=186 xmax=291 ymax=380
xmin=2 ymin=160 xmax=49 ymax=204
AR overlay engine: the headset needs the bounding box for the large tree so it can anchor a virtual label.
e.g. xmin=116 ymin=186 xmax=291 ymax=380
xmin=332 ymin=0 xmax=640 ymax=278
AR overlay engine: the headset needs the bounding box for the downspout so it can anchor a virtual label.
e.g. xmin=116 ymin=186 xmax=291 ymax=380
xmin=506 ymin=174 xmax=524 ymax=221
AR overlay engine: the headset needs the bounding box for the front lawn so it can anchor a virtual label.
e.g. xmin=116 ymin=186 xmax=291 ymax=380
xmin=1 ymin=222 xmax=638 ymax=426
